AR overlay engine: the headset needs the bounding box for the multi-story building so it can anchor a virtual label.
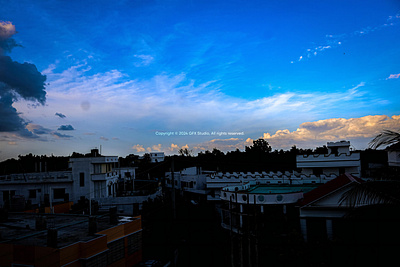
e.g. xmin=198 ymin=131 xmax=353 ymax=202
xmin=0 ymin=212 xmax=142 ymax=266
xmin=165 ymin=167 xmax=211 ymax=200
xmin=296 ymin=140 xmax=361 ymax=177
xmin=0 ymin=149 xmax=121 ymax=210
xmin=149 ymin=152 xmax=164 ymax=163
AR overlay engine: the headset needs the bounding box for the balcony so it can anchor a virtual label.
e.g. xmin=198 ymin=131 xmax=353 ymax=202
xmin=91 ymin=171 xmax=118 ymax=181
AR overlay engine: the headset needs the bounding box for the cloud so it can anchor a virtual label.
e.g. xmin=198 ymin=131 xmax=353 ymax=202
xmin=38 ymin=59 xmax=385 ymax=146
xmin=0 ymin=22 xmax=47 ymax=136
xmin=58 ymin=124 xmax=74 ymax=131
xmin=149 ymin=144 xmax=162 ymax=152
xmin=55 ymin=112 xmax=66 ymax=118
xmin=192 ymin=138 xmax=250 ymax=152
xmin=132 ymin=144 xmax=145 ymax=152
xmin=0 ymin=21 xmax=18 ymax=54
xmin=52 ymin=132 xmax=73 ymax=139
xmin=261 ymin=114 xmax=400 ymax=149
xmin=100 ymin=136 xmax=109 ymax=141
xmin=294 ymin=13 xmax=400 ymax=63
xmin=25 ymin=124 xmax=73 ymax=140
xmin=387 ymin=73 xmax=400 ymax=79
xmin=133 ymin=54 xmax=154 ymax=66
xmin=26 ymin=124 xmax=52 ymax=135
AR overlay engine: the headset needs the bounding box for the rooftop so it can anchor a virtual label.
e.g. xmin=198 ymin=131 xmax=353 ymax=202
xmin=245 ymin=184 xmax=320 ymax=194
xmin=0 ymin=212 xmax=138 ymax=248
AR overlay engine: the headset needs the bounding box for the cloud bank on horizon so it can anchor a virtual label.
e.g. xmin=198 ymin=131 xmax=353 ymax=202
xmin=131 ymin=115 xmax=400 ymax=154
xmin=0 ymin=1 xmax=399 ymax=160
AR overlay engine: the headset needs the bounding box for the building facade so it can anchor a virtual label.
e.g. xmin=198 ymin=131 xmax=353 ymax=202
xmin=0 ymin=213 xmax=142 ymax=267
xmin=296 ymin=141 xmax=361 ymax=177
xmin=0 ymin=150 xmax=122 ymax=210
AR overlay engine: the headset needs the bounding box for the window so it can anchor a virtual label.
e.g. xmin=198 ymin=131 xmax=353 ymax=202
xmin=83 ymin=251 xmax=107 ymax=267
xmin=29 ymin=190 xmax=36 ymax=198
xmin=80 ymin=172 xmax=85 ymax=187
xmin=127 ymin=230 xmax=142 ymax=255
xmin=339 ymin=167 xmax=346 ymax=175
xmin=107 ymin=238 xmax=125 ymax=264
xmin=53 ymin=188 xmax=65 ymax=199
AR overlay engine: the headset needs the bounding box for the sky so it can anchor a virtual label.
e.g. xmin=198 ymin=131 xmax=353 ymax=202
xmin=1 ymin=0 xmax=400 ymax=160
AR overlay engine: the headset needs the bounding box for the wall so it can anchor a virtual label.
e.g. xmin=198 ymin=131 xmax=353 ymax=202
xmin=97 ymin=190 xmax=162 ymax=215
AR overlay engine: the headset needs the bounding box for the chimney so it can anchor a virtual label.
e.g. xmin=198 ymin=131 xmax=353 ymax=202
xmin=88 ymin=216 xmax=98 ymax=235
xmin=91 ymin=149 xmax=99 ymax=157
xmin=47 ymin=228 xmax=58 ymax=248
xmin=109 ymin=207 xmax=118 ymax=224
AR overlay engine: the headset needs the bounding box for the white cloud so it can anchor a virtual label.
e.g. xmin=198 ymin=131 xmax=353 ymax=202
xmin=10 ymin=58 xmax=388 ymax=156
xmin=261 ymin=114 xmax=400 ymax=149
xmin=387 ymin=73 xmax=400 ymax=79
xmin=133 ymin=54 xmax=154 ymax=66
xmin=132 ymin=144 xmax=145 ymax=152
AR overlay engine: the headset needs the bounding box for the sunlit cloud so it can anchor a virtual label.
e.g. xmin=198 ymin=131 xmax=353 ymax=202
xmin=262 ymin=114 xmax=400 ymax=149
xmin=132 ymin=144 xmax=145 ymax=152
xmin=387 ymin=73 xmax=400 ymax=79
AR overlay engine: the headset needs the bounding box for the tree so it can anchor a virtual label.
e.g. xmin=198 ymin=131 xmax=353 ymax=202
xmin=245 ymin=138 xmax=272 ymax=153
xmin=369 ymin=129 xmax=400 ymax=149
xmin=179 ymin=148 xmax=193 ymax=157
xmin=340 ymin=130 xmax=400 ymax=208
xmin=340 ymin=180 xmax=400 ymax=208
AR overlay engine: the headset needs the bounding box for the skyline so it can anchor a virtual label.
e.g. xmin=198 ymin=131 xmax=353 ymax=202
xmin=1 ymin=0 xmax=400 ymax=160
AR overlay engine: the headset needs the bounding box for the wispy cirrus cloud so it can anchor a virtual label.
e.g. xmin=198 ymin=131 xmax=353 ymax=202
xmin=293 ymin=13 xmax=400 ymax=63
xmin=133 ymin=54 xmax=154 ymax=67
xmin=14 ymin=59 xmax=382 ymax=140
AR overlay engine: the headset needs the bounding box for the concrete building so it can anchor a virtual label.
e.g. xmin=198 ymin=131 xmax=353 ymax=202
xmin=296 ymin=141 xmax=361 ymax=177
xmin=165 ymin=167 xmax=212 ymax=200
xmin=0 ymin=150 xmax=120 ymax=210
xmin=69 ymin=152 xmax=119 ymax=200
xmin=298 ymin=173 xmax=364 ymax=242
xmin=0 ymin=212 xmax=142 ymax=266
xmin=149 ymin=152 xmax=164 ymax=163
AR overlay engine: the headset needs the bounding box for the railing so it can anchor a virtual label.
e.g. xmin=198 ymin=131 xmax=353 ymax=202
xmin=0 ymin=172 xmax=73 ymax=183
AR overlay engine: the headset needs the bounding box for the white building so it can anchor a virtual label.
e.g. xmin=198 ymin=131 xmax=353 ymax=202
xmin=150 ymin=152 xmax=164 ymax=163
xmin=165 ymin=167 xmax=210 ymax=196
xmin=296 ymin=141 xmax=361 ymax=177
xmin=299 ymin=173 xmax=365 ymax=242
xmin=0 ymin=149 xmax=120 ymax=209
xmin=69 ymin=153 xmax=119 ymax=199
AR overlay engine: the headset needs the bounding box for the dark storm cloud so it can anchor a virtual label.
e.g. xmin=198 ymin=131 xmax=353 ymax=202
xmin=0 ymin=93 xmax=27 ymax=131
xmin=55 ymin=112 xmax=66 ymax=118
xmin=0 ymin=21 xmax=47 ymax=135
xmin=58 ymin=125 xmax=74 ymax=131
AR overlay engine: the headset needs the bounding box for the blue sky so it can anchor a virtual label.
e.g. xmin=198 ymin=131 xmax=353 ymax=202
xmin=1 ymin=0 xmax=400 ymax=160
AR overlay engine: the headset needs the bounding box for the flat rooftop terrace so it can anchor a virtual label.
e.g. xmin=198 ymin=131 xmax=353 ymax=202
xmin=0 ymin=212 xmax=138 ymax=248
xmin=243 ymin=184 xmax=320 ymax=194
